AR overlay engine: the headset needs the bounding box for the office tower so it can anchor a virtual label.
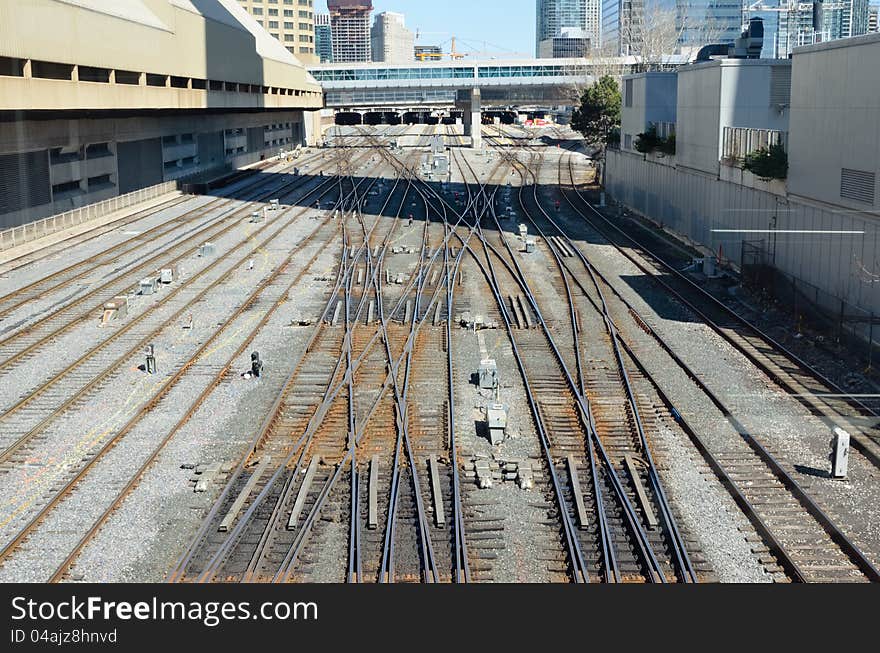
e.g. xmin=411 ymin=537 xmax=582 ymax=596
xmin=315 ymin=13 xmax=333 ymax=62
xmin=536 ymin=0 xmax=601 ymax=57
xmin=371 ymin=11 xmax=415 ymax=63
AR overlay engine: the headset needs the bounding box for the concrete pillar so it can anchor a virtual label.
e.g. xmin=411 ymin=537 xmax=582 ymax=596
xmin=457 ymin=88 xmax=482 ymax=149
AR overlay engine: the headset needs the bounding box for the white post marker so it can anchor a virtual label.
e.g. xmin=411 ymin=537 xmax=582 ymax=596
xmin=831 ymin=427 xmax=850 ymax=479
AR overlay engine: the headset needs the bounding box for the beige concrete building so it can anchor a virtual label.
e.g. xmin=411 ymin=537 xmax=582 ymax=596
xmin=237 ymin=0 xmax=318 ymax=64
xmin=0 ymin=0 xmax=323 ymax=229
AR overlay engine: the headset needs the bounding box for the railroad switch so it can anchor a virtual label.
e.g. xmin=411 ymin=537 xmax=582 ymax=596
xmin=199 ymin=242 xmax=215 ymax=257
xmin=830 ymin=427 xmax=850 ymax=479
xmin=159 ymin=268 xmax=174 ymax=284
xmin=524 ymin=238 xmax=537 ymax=254
xmin=251 ymin=210 xmax=264 ymax=224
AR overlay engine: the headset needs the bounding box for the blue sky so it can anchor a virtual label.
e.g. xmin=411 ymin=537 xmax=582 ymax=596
xmin=319 ymin=1 xmax=537 ymax=57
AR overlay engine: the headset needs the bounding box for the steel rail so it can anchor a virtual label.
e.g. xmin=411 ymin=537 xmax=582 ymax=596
xmin=498 ymin=141 xmax=697 ymax=582
xmin=555 ymin=150 xmax=880 ymax=582
xmin=563 ymin=156 xmax=880 ymax=464
xmin=0 ymin=160 xmax=361 ymax=468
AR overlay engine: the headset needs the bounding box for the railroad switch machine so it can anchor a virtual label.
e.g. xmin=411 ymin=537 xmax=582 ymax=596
xmin=486 ymin=403 xmax=509 ymax=445
xmin=479 ymin=358 xmax=498 ymax=390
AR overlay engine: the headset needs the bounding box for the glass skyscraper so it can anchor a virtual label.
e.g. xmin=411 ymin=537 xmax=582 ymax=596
xmin=536 ymin=0 xmax=602 ymax=56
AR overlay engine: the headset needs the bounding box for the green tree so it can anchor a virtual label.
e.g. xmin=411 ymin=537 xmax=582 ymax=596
xmin=571 ymin=75 xmax=621 ymax=150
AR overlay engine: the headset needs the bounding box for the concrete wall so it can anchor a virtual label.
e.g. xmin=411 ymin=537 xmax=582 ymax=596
xmin=787 ymin=33 xmax=880 ymax=211
xmin=0 ymin=109 xmax=310 ymax=228
xmin=606 ymin=149 xmax=880 ymax=318
xmin=676 ymin=60 xmax=791 ymax=175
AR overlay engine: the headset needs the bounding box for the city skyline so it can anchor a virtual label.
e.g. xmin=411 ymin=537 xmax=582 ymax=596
xmin=313 ymin=0 xmax=880 ymax=59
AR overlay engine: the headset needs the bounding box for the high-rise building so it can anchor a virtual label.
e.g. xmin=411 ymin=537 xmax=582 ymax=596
xmin=676 ymin=1 xmax=744 ymax=47
xmin=870 ymin=4 xmax=879 ymax=31
xmin=315 ymin=13 xmax=333 ymax=62
xmin=601 ymin=0 xmax=643 ymax=55
xmin=237 ymin=0 xmax=317 ymax=64
xmin=328 ymin=0 xmax=373 ymax=63
xmin=768 ymin=0 xmax=871 ymax=56
xmin=536 ymin=0 xmax=601 ymax=57
xmin=371 ymin=11 xmax=415 ymax=63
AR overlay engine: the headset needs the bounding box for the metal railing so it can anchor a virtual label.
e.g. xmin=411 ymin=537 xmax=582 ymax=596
xmin=722 ymin=127 xmax=787 ymax=163
xmin=0 ymin=181 xmax=177 ymax=253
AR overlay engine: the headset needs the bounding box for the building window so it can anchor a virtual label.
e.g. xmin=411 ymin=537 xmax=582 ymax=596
xmin=269 ymin=9 xmax=278 ymax=16
xmin=624 ymin=79 xmax=633 ymax=108
xmin=269 ymin=21 xmax=278 ymax=28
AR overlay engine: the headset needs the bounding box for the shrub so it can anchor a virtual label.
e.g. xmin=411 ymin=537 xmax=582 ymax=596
xmin=742 ymin=143 xmax=788 ymax=180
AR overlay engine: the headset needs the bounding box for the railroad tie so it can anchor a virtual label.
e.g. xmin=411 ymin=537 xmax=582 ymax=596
xmin=517 ymin=295 xmax=534 ymax=329
xmin=566 ymin=455 xmax=589 ymax=530
xmin=624 ymin=454 xmax=659 ymax=530
xmin=218 ymin=456 xmax=272 ymax=532
xmin=508 ymin=294 xmax=522 ymax=329
xmin=287 ymin=457 xmax=319 ymax=530
xmin=559 ymin=238 xmax=574 ymax=258
xmin=428 ymin=456 xmax=446 ymax=528
xmin=368 ymin=455 xmax=380 ymax=530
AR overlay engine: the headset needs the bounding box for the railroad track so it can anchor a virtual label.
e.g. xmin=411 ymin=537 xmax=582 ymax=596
xmin=169 ymin=145 xmax=438 ymax=582
xmin=558 ymin=153 xmax=880 ymax=466
xmin=0 ymin=138 xmax=386 ymax=581
xmin=0 ymin=156 xmax=366 ymax=470
xmin=451 ymin=143 xmax=702 ymax=582
xmin=0 ymin=154 xmax=326 ymax=327
xmin=0 ymin=161 xmax=334 ymax=383
xmin=483 ymin=128 xmax=880 ymax=582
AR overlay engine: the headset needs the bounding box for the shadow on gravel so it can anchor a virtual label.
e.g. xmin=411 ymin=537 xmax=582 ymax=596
xmin=794 ymin=464 xmax=830 ymax=479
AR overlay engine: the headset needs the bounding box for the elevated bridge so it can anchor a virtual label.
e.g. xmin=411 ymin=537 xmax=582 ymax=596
xmin=309 ymin=57 xmax=687 ymax=147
